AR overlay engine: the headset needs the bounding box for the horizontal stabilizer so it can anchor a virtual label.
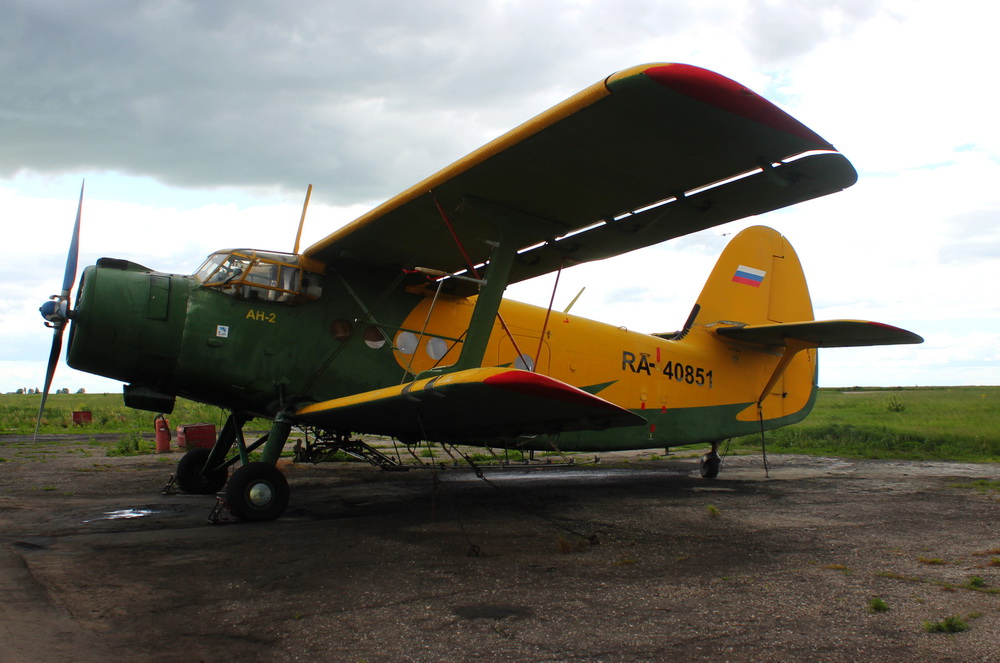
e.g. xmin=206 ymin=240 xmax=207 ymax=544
xmin=295 ymin=368 xmax=646 ymax=443
xmin=715 ymin=320 xmax=924 ymax=348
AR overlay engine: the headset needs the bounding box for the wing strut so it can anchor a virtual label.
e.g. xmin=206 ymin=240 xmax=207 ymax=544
xmin=416 ymin=207 xmax=519 ymax=378
xmin=418 ymin=196 xmax=563 ymax=379
xmin=432 ymin=196 xmax=531 ymax=373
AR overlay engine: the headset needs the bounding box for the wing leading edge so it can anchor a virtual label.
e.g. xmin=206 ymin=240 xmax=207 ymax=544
xmin=304 ymin=63 xmax=857 ymax=294
xmin=295 ymin=367 xmax=646 ymax=443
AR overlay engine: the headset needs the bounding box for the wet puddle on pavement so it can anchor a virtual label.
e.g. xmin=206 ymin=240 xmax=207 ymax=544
xmin=84 ymin=508 xmax=156 ymax=523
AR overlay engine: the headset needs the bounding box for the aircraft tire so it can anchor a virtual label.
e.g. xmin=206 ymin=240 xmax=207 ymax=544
xmin=699 ymin=452 xmax=721 ymax=479
xmin=175 ymin=448 xmax=228 ymax=494
xmin=225 ymin=462 xmax=289 ymax=522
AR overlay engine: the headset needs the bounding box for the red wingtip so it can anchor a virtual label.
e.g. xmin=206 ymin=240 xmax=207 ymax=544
xmin=483 ymin=370 xmax=624 ymax=411
xmin=642 ymin=64 xmax=834 ymax=149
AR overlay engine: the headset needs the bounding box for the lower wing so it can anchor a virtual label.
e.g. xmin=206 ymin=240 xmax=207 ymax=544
xmin=295 ymin=367 xmax=646 ymax=442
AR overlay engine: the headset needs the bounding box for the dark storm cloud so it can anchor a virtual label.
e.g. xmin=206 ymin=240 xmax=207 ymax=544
xmin=2 ymin=1 xmax=498 ymax=201
xmin=1 ymin=1 xmax=702 ymax=204
xmin=5 ymin=0 xmax=881 ymax=206
xmin=1 ymin=0 xmax=728 ymax=205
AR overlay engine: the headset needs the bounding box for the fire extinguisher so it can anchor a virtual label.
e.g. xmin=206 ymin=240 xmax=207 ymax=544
xmin=154 ymin=414 xmax=171 ymax=453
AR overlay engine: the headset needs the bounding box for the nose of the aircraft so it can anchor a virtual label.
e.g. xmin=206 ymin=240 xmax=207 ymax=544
xmin=66 ymin=262 xmax=188 ymax=390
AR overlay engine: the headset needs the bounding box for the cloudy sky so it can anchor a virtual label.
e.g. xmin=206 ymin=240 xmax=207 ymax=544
xmin=2 ymin=0 xmax=997 ymax=394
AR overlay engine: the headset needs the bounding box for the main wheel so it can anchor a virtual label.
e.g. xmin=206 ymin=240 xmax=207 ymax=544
xmin=699 ymin=452 xmax=721 ymax=479
xmin=225 ymin=462 xmax=289 ymax=522
xmin=175 ymin=448 xmax=227 ymax=494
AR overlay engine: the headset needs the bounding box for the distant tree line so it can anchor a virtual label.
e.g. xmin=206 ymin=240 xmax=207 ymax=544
xmin=11 ymin=388 xmax=86 ymax=394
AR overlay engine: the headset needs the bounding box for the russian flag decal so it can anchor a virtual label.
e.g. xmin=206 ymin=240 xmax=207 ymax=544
xmin=732 ymin=265 xmax=766 ymax=287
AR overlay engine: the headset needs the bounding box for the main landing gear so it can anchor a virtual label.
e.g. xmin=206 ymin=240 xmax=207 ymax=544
xmin=224 ymin=462 xmax=289 ymax=522
xmin=173 ymin=412 xmax=293 ymax=522
xmin=175 ymin=447 xmax=227 ymax=494
xmin=699 ymin=441 xmax=722 ymax=479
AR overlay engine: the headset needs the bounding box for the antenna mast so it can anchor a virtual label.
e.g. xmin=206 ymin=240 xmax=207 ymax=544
xmin=293 ymin=184 xmax=313 ymax=254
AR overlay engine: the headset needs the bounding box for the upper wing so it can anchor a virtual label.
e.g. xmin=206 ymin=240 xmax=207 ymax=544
xmin=304 ymin=63 xmax=857 ymax=294
xmin=715 ymin=320 xmax=924 ymax=348
xmin=295 ymin=367 xmax=646 ymax=442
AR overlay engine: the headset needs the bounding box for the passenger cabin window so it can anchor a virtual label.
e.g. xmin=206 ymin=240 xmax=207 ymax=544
xmin=194 ymin=250 xmax=323 ymax=302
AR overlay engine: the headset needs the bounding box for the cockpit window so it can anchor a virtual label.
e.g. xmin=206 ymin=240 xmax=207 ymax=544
xmin=194 ymin=250 xmax=323 ymax=302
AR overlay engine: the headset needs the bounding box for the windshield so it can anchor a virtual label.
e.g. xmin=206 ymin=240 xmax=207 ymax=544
xmin=194 ymin=250 xmax=322 ymax=302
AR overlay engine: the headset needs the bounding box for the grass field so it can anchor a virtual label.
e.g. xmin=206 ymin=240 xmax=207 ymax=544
xmin=3 ymin=387 xmax=999 ymax=463
xmin=2 ymin=392 xmax=234 ymax=435
xmin=729 ymin=387 xmax=1000 ymax=462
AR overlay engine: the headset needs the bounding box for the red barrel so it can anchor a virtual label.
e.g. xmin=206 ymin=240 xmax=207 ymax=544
xmin=176 ymin=423 xmax=217 ymax=451
xmin=154 ymin=415 xmax=171 ymax=453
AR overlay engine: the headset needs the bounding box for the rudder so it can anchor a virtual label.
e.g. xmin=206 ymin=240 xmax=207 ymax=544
xmin=692 ymin=225 xmax=814 ymax=329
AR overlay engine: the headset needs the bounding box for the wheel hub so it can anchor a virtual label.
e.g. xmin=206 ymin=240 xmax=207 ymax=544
xmin=248 ymin=481 xmax=274 ymax=508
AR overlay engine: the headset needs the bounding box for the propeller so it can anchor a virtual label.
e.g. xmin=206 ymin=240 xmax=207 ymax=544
xmin=34 ymin=180 xmax=84 ymax=440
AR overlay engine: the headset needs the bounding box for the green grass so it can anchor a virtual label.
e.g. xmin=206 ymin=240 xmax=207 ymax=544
xmin=5 ymin=387 xmax=1000 ymax=464
xmin=868 ymin=597 xmax=890 ymax=613
xmin=923 ymin=615 xmax=969 ymax=633
xmin=731 ymin=387 xmax=1000 ymax=462
xmin=1 ymin=392 xmax=234 ymax=435
xmin=106 ymin=431 xmax=153 ymax=457
xmin=949 ymin=479 xmax=1000 ymax=494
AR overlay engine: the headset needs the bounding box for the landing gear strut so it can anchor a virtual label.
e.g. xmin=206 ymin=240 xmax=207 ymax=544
xmin=699 ymin=441 xmax=722 ymax=479
xmin=216 ymin=414 xmax=294 ymax=521
xmin=172 ymin=411 xmax=294 ymax=522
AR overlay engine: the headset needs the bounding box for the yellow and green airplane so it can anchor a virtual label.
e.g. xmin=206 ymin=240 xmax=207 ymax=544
xmin=38 ymin=63 xmax=921 ymax=521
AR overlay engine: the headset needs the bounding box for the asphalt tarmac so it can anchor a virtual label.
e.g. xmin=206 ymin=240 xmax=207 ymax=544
xmin=2 ymin=437 xmax=999 ymax=662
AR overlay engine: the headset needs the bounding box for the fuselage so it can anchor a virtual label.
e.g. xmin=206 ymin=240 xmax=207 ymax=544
xmin=66 ymin=247 xmax=817 ymax=451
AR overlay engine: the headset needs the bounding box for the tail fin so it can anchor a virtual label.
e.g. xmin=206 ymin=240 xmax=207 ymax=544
xmin=683 ymin=226 xmax=921 ymax=421
xmin=691 ymin=225 xmax=813 ymax=330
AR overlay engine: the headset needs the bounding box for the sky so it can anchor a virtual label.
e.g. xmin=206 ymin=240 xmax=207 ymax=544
xmin=2 ymin=0 xmax=998 ymax=394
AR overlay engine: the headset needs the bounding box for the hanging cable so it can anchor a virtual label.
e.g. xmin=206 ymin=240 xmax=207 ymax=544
xmin=416 ymin=417 xmax=482 ymax=556
xmin=447 ymin=443 xmax=598 ymax=544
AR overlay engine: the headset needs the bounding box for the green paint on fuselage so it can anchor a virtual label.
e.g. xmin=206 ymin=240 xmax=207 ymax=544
xmin=486 ymin=385 xmax=818 ymax=453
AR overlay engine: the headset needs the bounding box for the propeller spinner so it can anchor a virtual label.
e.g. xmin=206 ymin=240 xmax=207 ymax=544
xmin=34 ymin=180 xmax=84 ymax=439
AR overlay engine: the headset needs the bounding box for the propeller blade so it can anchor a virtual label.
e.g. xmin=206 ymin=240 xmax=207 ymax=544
xmin=61 ymin=180 xmax=84 ymax=298
xmin=33 ymin=327 xmax=65 ymax=441
xmin=35 ymin=180 xmax=84 ymax=441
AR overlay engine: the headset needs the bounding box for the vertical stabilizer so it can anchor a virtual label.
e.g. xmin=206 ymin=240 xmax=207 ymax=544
xmin=692 ymin=225 xmax=814 ymax=329
xmin=689 ymin=225 xmax=817 ymax=421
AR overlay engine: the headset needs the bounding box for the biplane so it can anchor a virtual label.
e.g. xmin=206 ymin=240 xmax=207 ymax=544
xmin=38 ymin=63 xmax=921 ymax=521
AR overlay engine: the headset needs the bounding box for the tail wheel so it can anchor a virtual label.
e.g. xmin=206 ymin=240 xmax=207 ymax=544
xmin=699 ymin=451 xmax=722 ymax=479
xmin=225 ymin=462 xmax=289 ymax=522
xmin=175 ymin=448 xmax=227 ymax=494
